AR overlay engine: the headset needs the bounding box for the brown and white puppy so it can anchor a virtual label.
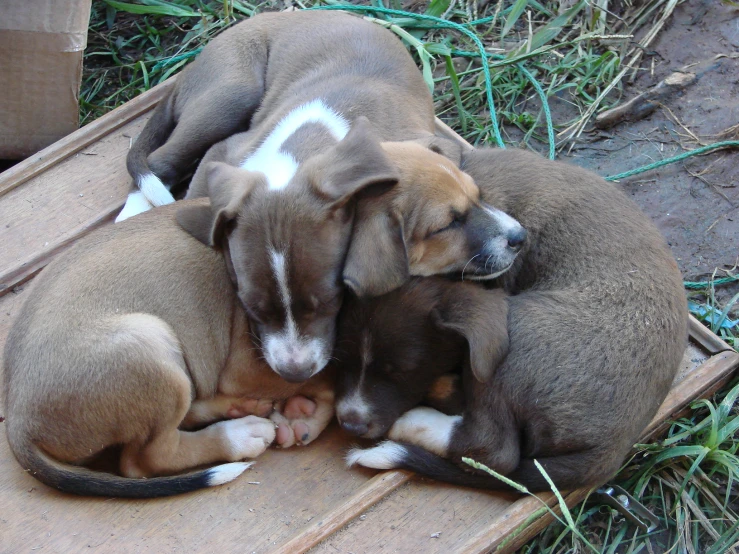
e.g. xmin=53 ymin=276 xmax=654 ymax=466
xmin=120 ymin=10 xmax=526 ymax=383
xmin=338 ymin=148 xmax=688 ymax=492
xmin=3 ymin=200 xmax=335 ymax=499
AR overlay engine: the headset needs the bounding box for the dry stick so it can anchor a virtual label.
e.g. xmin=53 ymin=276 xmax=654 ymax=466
xmin=559 ymin=0 xmax=678 ymax=148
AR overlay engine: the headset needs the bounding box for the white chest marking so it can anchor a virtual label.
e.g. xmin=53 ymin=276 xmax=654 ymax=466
xmin=241 ymin=100 xmax=350 ymax=191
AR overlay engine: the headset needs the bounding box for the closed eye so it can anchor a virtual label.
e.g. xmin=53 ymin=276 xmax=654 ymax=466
xmin=429 ymin=211 xmax=467 ymax=236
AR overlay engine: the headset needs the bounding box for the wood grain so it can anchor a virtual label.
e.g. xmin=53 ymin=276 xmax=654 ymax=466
xmin=273 ymin=470 xmax=412 ymax=553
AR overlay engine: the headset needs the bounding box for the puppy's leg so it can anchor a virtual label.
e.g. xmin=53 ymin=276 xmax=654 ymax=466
xmin=76 ymin=314 xmax=276 ymax=478
xmin=147 ymin=82 xmax=265 ymax=188
xmin=183 ymin=396 xmax=274 ymax=429
xmin=387 ymin=406 xmax=462 ymax=457
xmin=270 ymin=377 xmax=335 ymax=448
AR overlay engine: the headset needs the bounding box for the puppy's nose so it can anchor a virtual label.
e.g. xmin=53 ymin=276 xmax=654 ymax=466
xmin=277 ymin=361 xmax=317 ymax=383
xmin=506 ymin=227 xmax=527 ymax=252
xmin=341 ymin=419 xmax=369 ymax=437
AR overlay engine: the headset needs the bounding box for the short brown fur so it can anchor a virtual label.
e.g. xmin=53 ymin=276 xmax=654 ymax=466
xmin=3 ymin=201 xmax=334 ymax=498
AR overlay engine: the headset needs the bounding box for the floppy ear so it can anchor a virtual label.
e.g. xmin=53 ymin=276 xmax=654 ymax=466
xmin=342 ymin=203 xmax=409 ymax=297
xmin=309 ymin=116 xmax=400 ymax=207
xmin=412 ymin=134 xmax=466 ymax=166
xmin=176 ymin=162 xmax=263 ymax=247
xmin=431 ymin=285 xmax=509 ymax=382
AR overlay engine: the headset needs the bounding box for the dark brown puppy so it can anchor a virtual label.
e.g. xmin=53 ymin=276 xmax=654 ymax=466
xmin=338 ymin=148 xmax=688 ymax=492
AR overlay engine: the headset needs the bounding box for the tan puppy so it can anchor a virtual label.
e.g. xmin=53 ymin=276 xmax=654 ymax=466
xmin=3 ymin=200 xmax=334 ymax=498
xmin=340 ymin=148 xmax=688 ymax=492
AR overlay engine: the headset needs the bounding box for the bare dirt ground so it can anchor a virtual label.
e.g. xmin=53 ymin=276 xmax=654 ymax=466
xmin=561 ymin=1 xmax=738 ymax=286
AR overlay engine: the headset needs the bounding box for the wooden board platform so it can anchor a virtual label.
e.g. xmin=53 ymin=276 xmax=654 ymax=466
xmin=1 ymin=80 xmax=737 ymax=554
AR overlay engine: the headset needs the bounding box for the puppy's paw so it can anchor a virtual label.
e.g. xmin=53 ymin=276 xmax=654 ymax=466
xmin=219 ymin=415 xmax=277 ymax=460
xmin=270 ymin=395 xmax=334 ymax=448
xmin=388 ymin=407 xmax=461 ymax=457
xmin=346 ymin=441 xmax=407 ymax=469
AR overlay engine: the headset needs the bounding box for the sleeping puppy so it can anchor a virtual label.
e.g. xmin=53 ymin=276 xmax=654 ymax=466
xmin=3 ymin=200 xmax=334 ymax=499
xmin=338 ymin=148 xmax=688 ymax=492
xmin=334 ymin=278 xmax=507 ymax=439
xmin=122 ymin=10 xmax=526 ymax=385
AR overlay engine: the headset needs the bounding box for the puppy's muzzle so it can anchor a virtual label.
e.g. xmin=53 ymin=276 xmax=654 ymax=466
xmin=462 ymin=204 xmax=526 ymax=279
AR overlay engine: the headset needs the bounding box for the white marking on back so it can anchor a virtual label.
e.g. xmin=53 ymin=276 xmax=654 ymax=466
xmin=115 ymin=190 xmax=153 ymax=222
xmin=139 ymin=172 xmax=175 ymax=207
xmin=388 ymin=407 xmax=462 ymax=457
xmin=241 ymin=100 xmax=350 ymax=190
xmin=206 ymin=462 xmax=253 ymax=486
xmin=346 ymin=441 xmax=407 ymax=469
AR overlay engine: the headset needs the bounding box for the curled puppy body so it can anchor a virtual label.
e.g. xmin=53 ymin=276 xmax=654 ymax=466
xmin=338 ymin=148 xmax=688 ymax=492
xmin=120 ymin=10 xmax=439 ymax=216
xmin=3 ymin=200 xmax=334 ymax=499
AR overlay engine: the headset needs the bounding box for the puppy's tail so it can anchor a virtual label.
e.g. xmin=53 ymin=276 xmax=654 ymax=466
xmin=15 ymin=441 xmax=252 ymax=498
xmin=119 ymin=93 xmax=178 ymax=221
xmin=347 ymin=441 xmax=598 ymax=493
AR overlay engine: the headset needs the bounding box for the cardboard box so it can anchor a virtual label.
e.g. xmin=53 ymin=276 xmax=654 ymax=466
xmin=0 ymin=0 xmax=92 ymax=159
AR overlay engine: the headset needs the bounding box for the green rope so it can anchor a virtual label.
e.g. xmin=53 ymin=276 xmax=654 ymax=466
xmin=306 ymin=4 xmax=506 ymax=149
xmin=684 ymin=276 xmax=739 ymax=290
xmin=604 ymin=141 xmax=739 ymax=181
xmin=305 ymin=5 xmax=738 ymax=179
xmin=514 ymin=63 xmax=555 ymax=160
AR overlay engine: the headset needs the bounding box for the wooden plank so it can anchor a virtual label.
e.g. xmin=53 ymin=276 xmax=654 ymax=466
xmin=0 ymin=78 xmax=174 ymax=199
xmin=0 ymin=115 xmax=147 ymax=295
xmin=310 ymin=478 xmax=519 ymax=554
xmin=273 ymin=470 xmax=412 ymax=554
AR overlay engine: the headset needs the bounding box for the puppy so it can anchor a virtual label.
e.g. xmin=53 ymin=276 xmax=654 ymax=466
xmin=3 ymin=200 xmax=334 ymax=498
xmin=338 ymin=148 xmax=688 ymax=492
xmin=119 ymin=10 xmax=439 ymax=217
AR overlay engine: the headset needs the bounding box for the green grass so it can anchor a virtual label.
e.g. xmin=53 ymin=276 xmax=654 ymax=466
xmin=81 ymin=1 xmax=739 ymax=552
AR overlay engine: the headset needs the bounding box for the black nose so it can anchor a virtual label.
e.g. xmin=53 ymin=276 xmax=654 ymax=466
xmin=340 ymin=419 xmax=369 ymax=437
xmin=507 ymin=227 xmax=527 ymax=252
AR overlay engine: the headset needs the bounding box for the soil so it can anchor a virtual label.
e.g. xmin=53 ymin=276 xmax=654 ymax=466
xmin=559 ymin=1 xmax=738 ymax=289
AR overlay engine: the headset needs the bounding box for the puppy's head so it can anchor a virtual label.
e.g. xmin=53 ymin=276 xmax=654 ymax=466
xmin=177 ymin=118 xmax=399 ymax=383
xmin=342 ymin=140 xmax=527 ymax=298
xmin=334 ymin=278 xmax=509 ymax=439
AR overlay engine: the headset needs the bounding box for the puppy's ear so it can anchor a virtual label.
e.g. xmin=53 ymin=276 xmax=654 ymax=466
xmin=310 ymin=117 xmax=400 ymax=207
xmin=432 ymin=285 xmax=509 ymax=382
xmin=342 ymin=204 xmax=409 ymax=298
xmin=176 ymin=162 xmax=263 ymax=247
xmin=412 ymin=135 xmax=466 ymax=166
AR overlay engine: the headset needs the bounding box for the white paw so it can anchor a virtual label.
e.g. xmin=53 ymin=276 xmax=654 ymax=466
xmin=219 ymin=415 xmax=277 ymax=460
xmin=388 ymin=407 xmax=461 ymax=457
xmin=346 ymin=441 xmax=407 ymax=469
